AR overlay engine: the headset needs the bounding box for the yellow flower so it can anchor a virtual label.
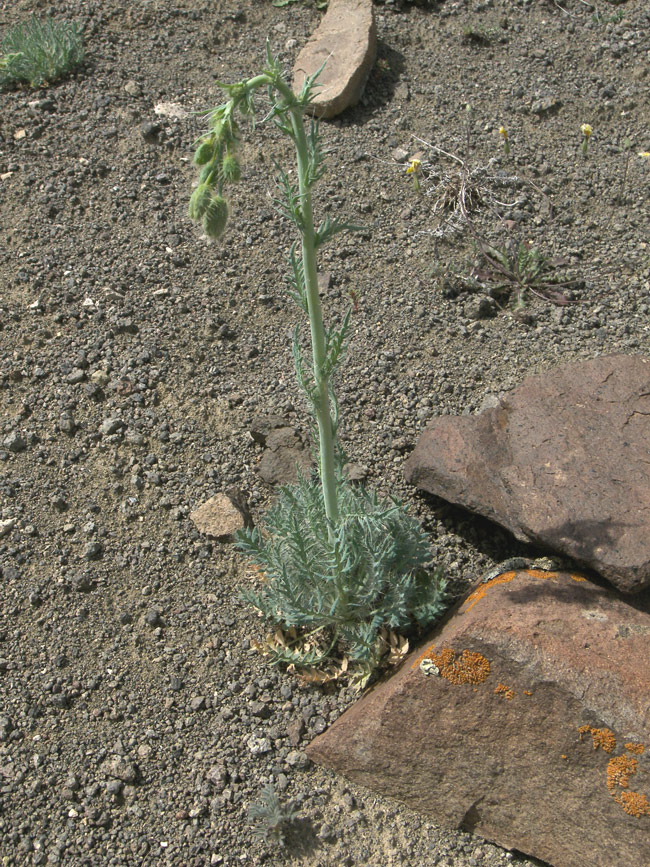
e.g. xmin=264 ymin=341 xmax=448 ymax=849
xmin=406 ymin=158 xmax=421 ymax=175
xmin=499 ymin=125 xmax=508 ymax=140
xmin=639 ymin=151 xmax=650 ymax=158
xmin=581 ymin=123 xmax=593 ymax=138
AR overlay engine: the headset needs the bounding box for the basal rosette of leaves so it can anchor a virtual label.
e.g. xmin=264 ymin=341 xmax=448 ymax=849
xmin=237 ymin=474 xmax=447 ymax=675
xmin=0 ymin=16 xmax=84 ymax=89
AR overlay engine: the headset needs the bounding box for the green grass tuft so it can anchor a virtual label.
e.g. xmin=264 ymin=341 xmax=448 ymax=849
xmin=0 ymin=16 xmax=84 ymax=89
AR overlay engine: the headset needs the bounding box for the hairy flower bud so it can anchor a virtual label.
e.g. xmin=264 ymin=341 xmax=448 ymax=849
xmin=188 ymin=183 xmax=213 ymax=221
xmin=202 ymin=194 xmax=229 ymax=239
xmin=194 ymin=139 xmax=214 ymax=166
xmin=221 ymin=153 xmax=241 ymax=183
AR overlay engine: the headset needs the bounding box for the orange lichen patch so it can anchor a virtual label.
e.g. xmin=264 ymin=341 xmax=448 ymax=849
xmin=462 ymin=567 xmax=585 ymax=615
xmin=523 ymin=690 xmax=533 ymax=696
xmin=461 ymin=571 xmax=517 ymax=613
xmin=578 ymin=725 xmax=617 ymax=753
xmin=414 ymin=646 xmax=491 ymax=684
xmin=607 ymin=755 xmax=638 ymax=791
xmin=614 ymin=790 xmax=650 ymax=818
xmin=524 ymin=569 xmax=557 ymax=580
xmin=625 ymin=743 xmax=645 ymax=755
xmin=494 ymin=683 xmax=515 ymax=701
xmin=606 ymin=754 xmax=650 ymax=818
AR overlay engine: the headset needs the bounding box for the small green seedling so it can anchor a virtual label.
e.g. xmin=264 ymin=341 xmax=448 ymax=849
xmin=189 ymin=48 xmax=446 ymax=680
xmin=581 ymin=123 xmax=593 ymax=158
xmin=0 ymin=16 xmax=84 ymax=89
xmin=248 ymin=784 xmax=299 ymax=846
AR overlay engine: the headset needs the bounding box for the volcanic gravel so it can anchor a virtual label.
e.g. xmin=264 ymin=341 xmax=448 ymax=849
xmin=1 ymin=0 xmax=649 ymax=864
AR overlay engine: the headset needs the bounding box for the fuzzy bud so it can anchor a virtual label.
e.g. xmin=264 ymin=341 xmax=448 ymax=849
xmin=194 ymin=139 xmax=214 ymax=166
xmin=202 ymin=194 xmax=229 ymax=239
xmin=221 ymin=153 xmax=241 ymax=183
xmin=188 ymin=183 xmax=213 ymax=221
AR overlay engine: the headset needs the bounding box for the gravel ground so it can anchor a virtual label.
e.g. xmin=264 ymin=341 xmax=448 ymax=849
xmin=1 ymin=0 xmax=649 ymax=864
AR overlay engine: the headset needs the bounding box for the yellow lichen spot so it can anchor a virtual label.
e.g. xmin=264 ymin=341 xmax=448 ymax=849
xmin=615 ymin=790 xmax=650 ymax=818
xmin=523 ymin=690 xmax=533 ymax=696
xmin=570 ymin=574 xmax=587 ymax=582
xmin=414 ymin=646 xmax=491 ymax=684
xmin=494 ymin=683 xmax=515 ymax=700
xmin=625 ymin=743 xmax=645 ymax=755
xmin=462 ymin=571 xmax=518 ymax=613
xmin=607 ymin=755 xmax=637 ymax=791
xmin=578 ymin=725 xmax=617 ymax=753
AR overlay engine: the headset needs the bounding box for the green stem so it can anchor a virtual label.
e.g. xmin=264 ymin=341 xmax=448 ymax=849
xmin=273 ymin=79 xmax=340 ymax=527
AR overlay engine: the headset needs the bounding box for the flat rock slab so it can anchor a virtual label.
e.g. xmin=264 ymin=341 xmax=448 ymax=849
xmin=307 ymin=568 xmax=650 ymax=867
xmin=292 ymin=0 xmax=376 ymax=119
xmin=404 ymin=354 xmax=650 ymax=594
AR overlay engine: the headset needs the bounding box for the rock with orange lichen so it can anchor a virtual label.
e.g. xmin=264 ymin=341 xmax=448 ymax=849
xmin=404 ymin=354 xmax=650 ymax=594
xmin=306 ymin=568 xmax=650 ymax=867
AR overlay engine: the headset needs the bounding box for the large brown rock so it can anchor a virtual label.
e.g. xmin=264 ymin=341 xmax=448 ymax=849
xmin=307 ymin=568 xmax=650 ymax=867
xmin=292 ymin=0 xmax=376 ymax=119
xmin=404 ymin=354 xmax=650 ymax=594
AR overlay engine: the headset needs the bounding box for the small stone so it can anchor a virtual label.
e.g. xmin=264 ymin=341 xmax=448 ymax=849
xmin=4 ymin=432 xmax=26 ymax=453
xmin=287 ymin=718 xmax=306 ymax=746
xmin=250 ymin=700 xmax=272 ymax=719
xmin=464 ymin=296 xmax=497 ymax=320
xmin=0 ymin=518 xmax=16 ymax=538
xmin=124 ymin=80 xmax=142 ymax=97
xmin=530 ymin=96 xmax=562 ymax=116
xmin=70 ymin=572 xmax=93 ymax=592
xmin=189 ymin=491 xmax=250 ymax=540
xmin=99 ymin=418 xmax=124 ymax=436
xmin=103 ymin=756 xmax=138 ymax=785
xmin=285 ymin=749 xmax=310 ymax=769
xmin=189 ymin=695 xmax=206 ymax=712
xmin=153 ymin=102 xmax=188 ymax=119
xmin=58 ymin=415 xmax=76 ymax=435
xmin=106 ymin=779 xmax=123 ymax=796
xmin=140 ymin=121 xmax=161 ymax=142
xmin=206 ymin=765 xmax=229 ymax=792
xmin=144 ymin=607 xmax=160 ymax=627
xmin=83 ymin=542 xmax=103 ymax=561
xmin=66 ymin=368 xmax=86 ymax=384
xmin=249 ymin=415 xmax=293 ymax=446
